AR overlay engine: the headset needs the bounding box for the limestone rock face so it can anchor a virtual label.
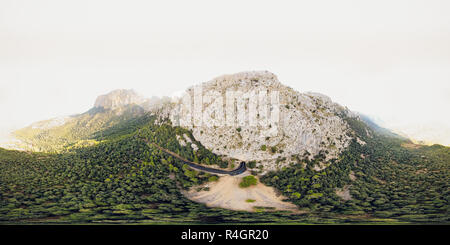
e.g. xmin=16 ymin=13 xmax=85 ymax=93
xmin=94 ymin=89 xmax=145 ymax=110
xmin=170 ymin=71 xmax=359 ymax=173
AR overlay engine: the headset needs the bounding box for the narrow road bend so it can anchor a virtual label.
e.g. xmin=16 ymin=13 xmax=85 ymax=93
xmin=149 ymin=142 xmax=246 ymax=176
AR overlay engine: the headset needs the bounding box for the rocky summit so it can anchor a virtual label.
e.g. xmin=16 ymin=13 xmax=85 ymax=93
xmin=169 ymin=71 xmax=365 ymax=173
xmin=94 ymin=89 xmax=146 ymax=110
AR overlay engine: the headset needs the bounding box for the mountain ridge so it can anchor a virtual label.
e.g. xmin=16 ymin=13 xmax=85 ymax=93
xmin=1 ymin=71 xmax=407 ymax=160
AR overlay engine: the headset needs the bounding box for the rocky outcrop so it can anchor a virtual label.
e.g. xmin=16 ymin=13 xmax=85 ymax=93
xmin=170 ymin=71 xmax=360 ymax=173
xmin=94 ymin=89 xmax=145 ymax=110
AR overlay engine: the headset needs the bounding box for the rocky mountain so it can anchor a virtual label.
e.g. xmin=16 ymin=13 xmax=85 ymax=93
xmin=1 ymin=71 xmax=448 ymax=224
xmin=10 ymin=90 xmax=149 ymax=152
xmin=8 ymin=71 xmax=372 ymax=171
xmin=94 ymin=89 xmax=146 ymax=110
xmin=169 ymin=71 xmax=365 ymax=173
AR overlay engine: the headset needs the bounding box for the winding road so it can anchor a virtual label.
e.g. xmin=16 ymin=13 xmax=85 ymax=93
xmin=150 ymin=142 xmax=247 ymax=176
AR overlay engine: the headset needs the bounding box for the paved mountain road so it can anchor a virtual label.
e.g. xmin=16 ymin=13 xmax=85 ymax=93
xmin=149 ymin=142 xmax=247 ymax=176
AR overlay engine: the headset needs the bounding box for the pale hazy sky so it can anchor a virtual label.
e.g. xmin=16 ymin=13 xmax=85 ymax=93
xmin=1 ymin=0 xmax=449 ymax=142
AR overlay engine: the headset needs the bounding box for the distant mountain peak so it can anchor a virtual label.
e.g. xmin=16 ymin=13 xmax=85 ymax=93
xmin=94 ymin=89 xmax=145 ymax=110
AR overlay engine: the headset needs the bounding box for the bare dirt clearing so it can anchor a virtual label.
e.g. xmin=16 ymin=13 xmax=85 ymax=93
xmin=183 ymin=175 xmax=299 ymax=212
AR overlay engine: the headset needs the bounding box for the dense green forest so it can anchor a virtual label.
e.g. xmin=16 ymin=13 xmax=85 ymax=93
xmin=0 ymin=114 xmax=295 ymax=224
xmin=0 ymin=112 xmax=448 ymax=224
xmin=261 ymin=117 xmax=449 ymax=223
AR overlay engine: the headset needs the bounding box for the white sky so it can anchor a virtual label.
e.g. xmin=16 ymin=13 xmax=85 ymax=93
xmin=1 ymin=0 xmax=449 ymax=141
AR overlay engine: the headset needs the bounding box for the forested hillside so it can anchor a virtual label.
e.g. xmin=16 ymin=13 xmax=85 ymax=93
xmin=0 ymin=113 xmax=448 ymax=224
xmin=12 ymin=105 xmax=145 ymax=152
xmin=0 ymin=114 xmax=295 ymax=223
xmin=261 ymin=117 xmax=449 ymax=222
